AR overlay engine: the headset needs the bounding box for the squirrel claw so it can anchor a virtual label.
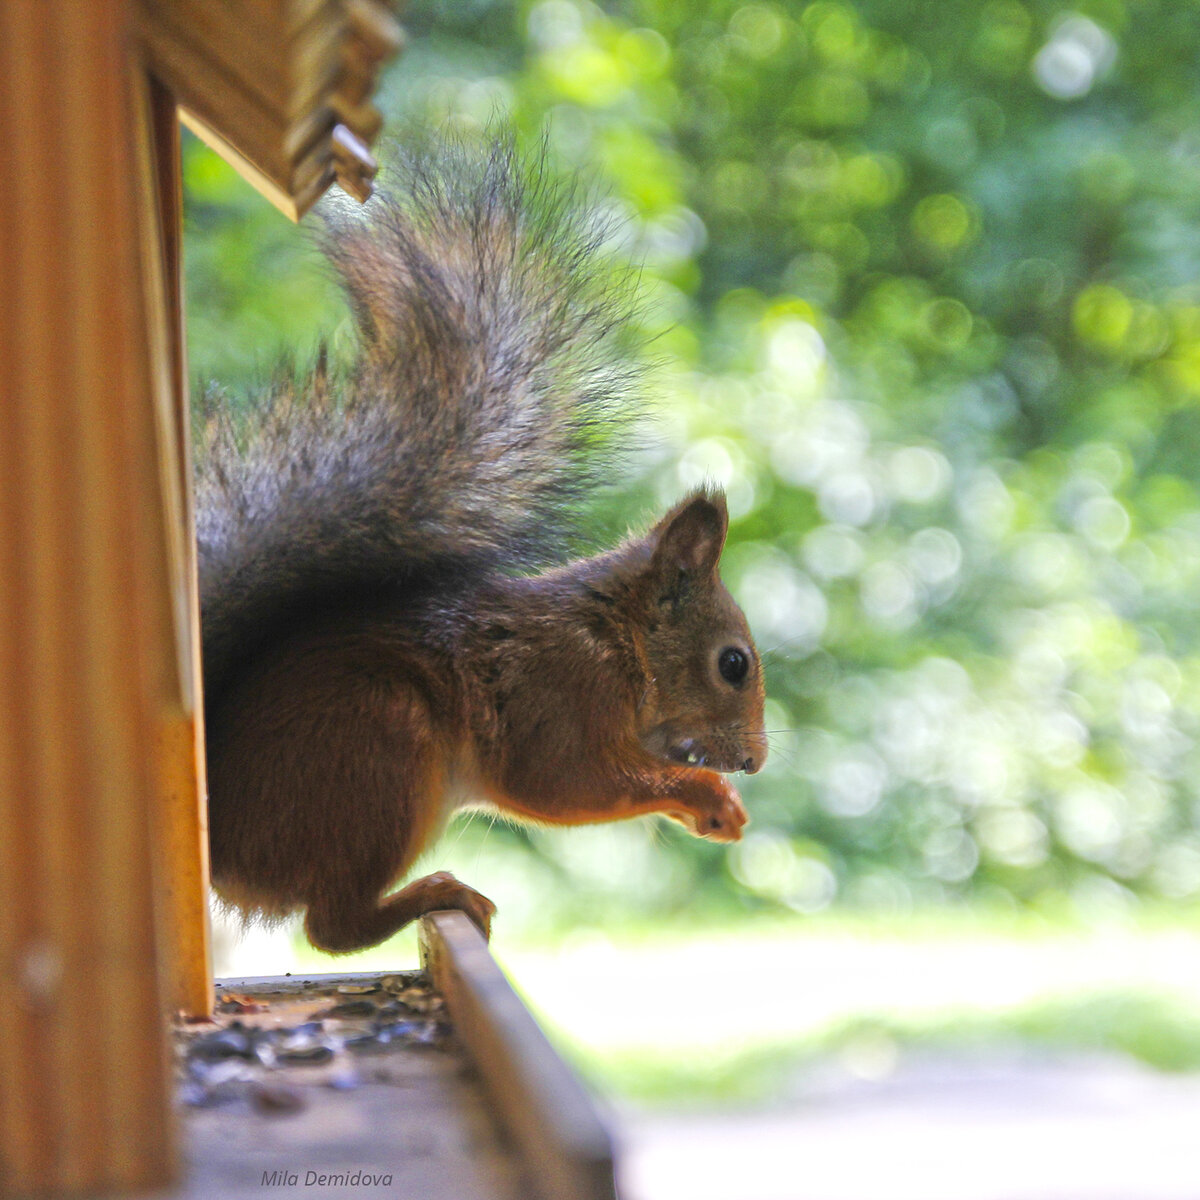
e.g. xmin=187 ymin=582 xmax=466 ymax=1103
xmin=415 ymin=870 xmax=496 ymax=940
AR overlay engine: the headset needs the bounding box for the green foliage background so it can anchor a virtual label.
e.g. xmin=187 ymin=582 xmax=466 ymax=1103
xmin=185 ymin=0 xmax=1200 ymax=932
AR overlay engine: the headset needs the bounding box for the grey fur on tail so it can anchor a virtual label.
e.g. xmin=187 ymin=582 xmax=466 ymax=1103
xmin=196 ymin=133 xmax=644 ymax=704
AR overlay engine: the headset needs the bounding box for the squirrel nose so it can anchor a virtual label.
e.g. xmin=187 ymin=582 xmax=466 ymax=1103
xmin=742 ymin=756 xmax=759 ymax=775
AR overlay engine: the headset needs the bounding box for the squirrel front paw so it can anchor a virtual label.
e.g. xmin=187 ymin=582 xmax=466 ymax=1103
xmin=667 ymin=771 xmax=748 ymax=843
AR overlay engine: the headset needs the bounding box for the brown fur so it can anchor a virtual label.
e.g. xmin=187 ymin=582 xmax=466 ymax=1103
xmin=206 ymin=489 xmax=765 ymax=952
xmin=199 ymin=138 xmax=766 ymax=953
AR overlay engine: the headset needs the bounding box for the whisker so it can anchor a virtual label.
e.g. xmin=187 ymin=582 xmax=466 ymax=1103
xmin=753 ymin=744 xmax=801 ymax=772
xmin=764 ymin=734 xmax=802 ymax=751
xmin=473 ymin=811 xmax=499 ymax=875
xmin=759 ymin=633 xmax=815 ymax=657
xmin=445 ymin=806 xmax=478 ymax=851
xmin=759 ymin=745 xmax=803 ymax=772
xmin=763 ymin=733 xmax=805 ymax=761
xmin=642 ymin=815 xmax=665 ymax=849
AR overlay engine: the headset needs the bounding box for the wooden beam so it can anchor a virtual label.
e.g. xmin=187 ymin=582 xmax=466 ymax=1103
xmin=141 ymin=67 xmax=214 ymax=1023
xmin=0 ymin=1 xmax=179 ymax=1192
xmin=139 ymin=0 xmax=401 ymax=221
xmin=178 ymin=104 xmax=332 ymax=223
xmin=419 ymin=913 xmax=618 ymax=1200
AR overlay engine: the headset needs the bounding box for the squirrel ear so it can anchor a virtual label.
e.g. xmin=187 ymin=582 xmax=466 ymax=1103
xmin=650 ymin=489 xmax=729 ymax=580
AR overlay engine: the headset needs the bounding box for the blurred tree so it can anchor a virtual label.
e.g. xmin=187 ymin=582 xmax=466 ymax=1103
xmin=184 ymin=0 xmax=1200 ymax=928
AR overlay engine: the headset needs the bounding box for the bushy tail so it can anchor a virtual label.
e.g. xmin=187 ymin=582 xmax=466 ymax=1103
xmin=196 ymin=134 xmax=641 ymax=701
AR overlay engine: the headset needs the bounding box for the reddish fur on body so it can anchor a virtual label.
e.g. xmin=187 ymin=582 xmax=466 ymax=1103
xmin=199 ymin=138 xmax=766 ymax=953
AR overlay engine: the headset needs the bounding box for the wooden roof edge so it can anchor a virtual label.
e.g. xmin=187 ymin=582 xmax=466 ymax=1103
xmin=136 ymin=0 xmax=402 ymax=220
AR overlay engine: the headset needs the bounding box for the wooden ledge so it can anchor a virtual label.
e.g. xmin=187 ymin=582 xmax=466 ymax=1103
xmin=172 ymin=913 xmax=617 ymax=1200
xmin=420 ymin=912 xmax=618 ymax=1200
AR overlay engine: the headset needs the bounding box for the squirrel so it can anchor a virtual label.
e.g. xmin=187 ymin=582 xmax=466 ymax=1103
xmin=196 ymin=136 xmax=767 ymax=954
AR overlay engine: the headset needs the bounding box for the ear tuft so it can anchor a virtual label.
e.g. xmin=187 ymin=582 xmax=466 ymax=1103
xmin=651 ymin=488 xmax=729 ymax=579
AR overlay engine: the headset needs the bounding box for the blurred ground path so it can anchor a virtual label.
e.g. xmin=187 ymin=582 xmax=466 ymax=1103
xmin=618 ymin=1055 xmax=1200 ymax=1200
xmin=213 ymin=909 xmax=1200 ymax=1200
xmin=499 ymin=918 xmax=1200 ymax=1061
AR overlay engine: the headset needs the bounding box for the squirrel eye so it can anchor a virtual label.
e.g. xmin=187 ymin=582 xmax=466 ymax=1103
xmin=717 ymin=646 xmax=749 ymax=685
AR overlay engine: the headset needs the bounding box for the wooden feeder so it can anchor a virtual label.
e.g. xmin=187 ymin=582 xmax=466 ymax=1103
xmin=0 ymin=3 xmax=616 ymax=1197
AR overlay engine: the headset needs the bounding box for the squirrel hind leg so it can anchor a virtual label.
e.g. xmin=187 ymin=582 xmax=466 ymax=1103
xmin=303 ymin=871 xmax=496 ymax=954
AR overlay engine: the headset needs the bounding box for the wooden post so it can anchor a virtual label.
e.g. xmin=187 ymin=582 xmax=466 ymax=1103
xmin=140 ymin=68 xmax=215 ymax=1022
xmin=0 ymin=2 xmax=398 ymax=1192
xmin=0 ymin=1 xmax=180 ymax=1192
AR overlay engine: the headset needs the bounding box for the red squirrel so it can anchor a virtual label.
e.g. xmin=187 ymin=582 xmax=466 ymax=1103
xmin=197 ymin=137 xmax=767 ymax=953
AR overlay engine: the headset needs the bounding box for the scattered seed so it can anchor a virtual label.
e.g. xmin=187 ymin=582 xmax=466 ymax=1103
xmin=217 ymin=995 xmax=266 ymax=1015
xmin=251 ymin=1082 xmax=307 ymax=1115
xmin=288 ymin=1020 xmax=325 ymax=1038
xmin=321 ymin=999 xmax=378 ymax=1018
xmin=380 ymin=972 xmax=423 ymax=993
xmin=188 ymin=1029 xmax=254 ymax=1061
xmin=277 ymin=1043 xmax=335 ymax=1065
xmin=187 ymin=1058 xmax=253 ymax=1087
